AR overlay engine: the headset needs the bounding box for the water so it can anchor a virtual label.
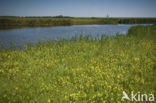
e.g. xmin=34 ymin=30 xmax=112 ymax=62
xmin=0 ymin=24 xmax=149 ymax=48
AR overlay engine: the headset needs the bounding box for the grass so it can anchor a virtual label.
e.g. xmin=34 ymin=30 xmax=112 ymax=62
xmin=0 ymin=17 xmax=72 ymax=27
xmin=0 ymin=25 xmax=156 ymax=103
xmin=128 ymin=24 xmax=156 ymax=40
xmin=1 ymin=16 xmax=156 ymax=29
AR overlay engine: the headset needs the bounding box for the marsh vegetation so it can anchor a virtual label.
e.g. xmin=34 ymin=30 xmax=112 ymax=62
xmin=0 ymin=16 xmax=156 ymax=29
xmin=0 ymin=25 xmax=155 ymax=102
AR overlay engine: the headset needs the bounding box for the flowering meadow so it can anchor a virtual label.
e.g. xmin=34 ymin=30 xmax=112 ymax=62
xmin=0 ymin=25 xmax=155 ymax=103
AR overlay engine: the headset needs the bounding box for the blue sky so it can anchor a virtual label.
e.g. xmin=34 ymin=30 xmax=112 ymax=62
xmin=0 ymin=0 xmax=156 ymax=17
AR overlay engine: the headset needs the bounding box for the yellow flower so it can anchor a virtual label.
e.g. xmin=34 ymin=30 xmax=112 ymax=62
xmin=134 ymin=57 xmax=140 ymax=61
xmin=15 ymin=87 xmax=18 ymax=90
xmin=103 ymin=101 xmax=106 ymax=103
xmin=80 ymin=85 xmax=83 ymax=89
xmin=48 ymin=99 xmax=51 ymax=103
xmin=141 ymin=78 xmax=144 ymax=84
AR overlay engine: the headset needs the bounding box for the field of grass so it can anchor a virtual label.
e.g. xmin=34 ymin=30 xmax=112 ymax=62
xmin=0 ymin=25 xmax=156 ymax=102
xmin=1 ymin=16 xmax=156 ymax=29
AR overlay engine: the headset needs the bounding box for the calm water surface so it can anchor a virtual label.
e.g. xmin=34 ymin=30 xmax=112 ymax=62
xmin=0 ymin=24 xmax=148 ymax=48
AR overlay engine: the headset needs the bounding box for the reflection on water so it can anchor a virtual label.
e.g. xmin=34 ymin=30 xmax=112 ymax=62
xmin=0 ymin=24 xmax=150 ymax=48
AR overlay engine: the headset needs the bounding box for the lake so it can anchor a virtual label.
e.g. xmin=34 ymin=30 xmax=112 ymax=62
xmin=0 ymin=24 xmax=149 ymax=48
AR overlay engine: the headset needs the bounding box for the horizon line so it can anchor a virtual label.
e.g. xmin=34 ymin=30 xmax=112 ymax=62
xmin=0 ymin=16 xmax=156 ymax=18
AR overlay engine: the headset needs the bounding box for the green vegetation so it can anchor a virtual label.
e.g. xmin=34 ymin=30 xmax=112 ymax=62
xmin=0 ymin=16 xmax=156 ymax=29
xmin=0 ymin=17 xmax=72 ymax=26
xmin=0 ymin=25 xmax=156 ymax=103
xmin=128 ymin=24 xmax=156 ymax=40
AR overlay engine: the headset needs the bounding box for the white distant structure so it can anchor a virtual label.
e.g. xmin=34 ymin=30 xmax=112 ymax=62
xmin=106 ymin=14 xmax=110 ymax=18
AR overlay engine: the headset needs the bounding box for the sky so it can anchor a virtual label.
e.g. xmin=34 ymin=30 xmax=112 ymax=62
xmin=0 ymin=0 xmax=156 ymax=17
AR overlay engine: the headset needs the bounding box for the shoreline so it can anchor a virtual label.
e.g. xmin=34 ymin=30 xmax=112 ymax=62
xmin=1 ymin=17 xmax=156 ymax=29
xmin=0 ymin=23 xmax=153 ymax=30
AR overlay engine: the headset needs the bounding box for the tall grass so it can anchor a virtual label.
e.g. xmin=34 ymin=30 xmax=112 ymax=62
xmin=128 ymin=24 xmax=156 ymax=40
xmin=1 ymin=17 xmax=156 ymax=28
xmin=0 ymin=25 xmax=155 ymax=103
xmin=0 ymin=17 xmax=72 ymax=26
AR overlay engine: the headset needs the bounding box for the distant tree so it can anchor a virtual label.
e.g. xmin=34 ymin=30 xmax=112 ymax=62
xmin=91 ymin=17 xmax=97 ymax=19
xmin=55 ymin=15 xmax=64 ymax=18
